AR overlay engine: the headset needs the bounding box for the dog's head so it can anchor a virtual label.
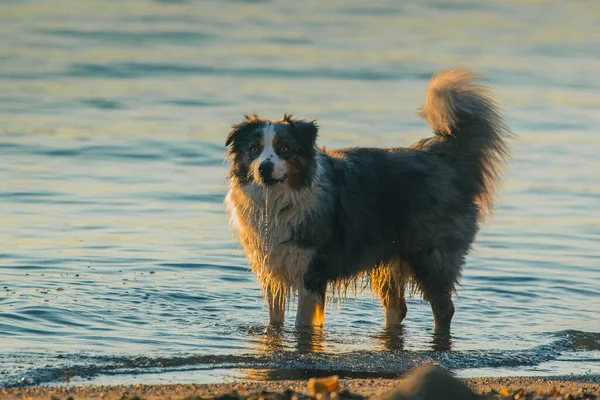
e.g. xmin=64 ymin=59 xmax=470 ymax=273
xmin=225 ymin=113 xmax=318 ymax=188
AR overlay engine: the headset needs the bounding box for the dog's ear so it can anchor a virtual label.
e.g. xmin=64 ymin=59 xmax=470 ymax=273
xmin=225 ymin=114 xmax=262 ymax=147
xmin=289 ymin=118 xmax=318 ymax=148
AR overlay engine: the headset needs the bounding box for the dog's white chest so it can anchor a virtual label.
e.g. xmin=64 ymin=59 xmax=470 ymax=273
xmin=225 ymin=185 xmax=317 ymax=288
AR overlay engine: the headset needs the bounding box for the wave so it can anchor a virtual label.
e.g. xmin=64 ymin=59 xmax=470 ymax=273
xmin=3 ymin=330 xmax=598 ymax=388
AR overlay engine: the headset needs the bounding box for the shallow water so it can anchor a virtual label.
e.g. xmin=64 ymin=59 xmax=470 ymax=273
xmin=1 ymin=0 xmax=600 ymax=388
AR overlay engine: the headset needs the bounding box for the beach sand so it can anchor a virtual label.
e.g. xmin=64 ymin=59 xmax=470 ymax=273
xmin=2 ymin=375 xmax=599 ymax=400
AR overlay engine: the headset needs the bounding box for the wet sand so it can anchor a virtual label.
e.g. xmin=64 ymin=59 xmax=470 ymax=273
xmin=3 ymin=376 xmax=599 ymax=400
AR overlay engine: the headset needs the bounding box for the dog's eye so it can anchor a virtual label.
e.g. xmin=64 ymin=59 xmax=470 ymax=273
xmin=250 ymin=146 xmax=260 ymax=154
xmin=279 ymin=146 xmax=289 ymax=154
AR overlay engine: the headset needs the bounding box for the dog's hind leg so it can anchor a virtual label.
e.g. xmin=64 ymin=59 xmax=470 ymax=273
xmin=429 ymin=292 xmax=455 ymax=332
xmin=295 ymin=284 xmax=326 ymax=327
xmin=267 ymin=286 xmax=286 ymax=326
xmin=410 ymin=249 xmax=462 ymax=332
xmin=371 ymin=263 xmax=408 ymax=326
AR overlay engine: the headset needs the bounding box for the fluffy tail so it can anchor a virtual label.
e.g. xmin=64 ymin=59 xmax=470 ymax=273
xmin=419 ymin=69 xmax=513 ymax=218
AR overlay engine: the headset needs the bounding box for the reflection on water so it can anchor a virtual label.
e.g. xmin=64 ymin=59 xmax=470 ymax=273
xmin=431 ymin=332 xmax=453 ymax=353
xmin=253 ymin=326 xmax=286 ymax=354
xmin=294 ymin=328 xmax=326 ymax=354
xmin=374 ymin=326 xmax=406 ymax=352
xmin=241 ymin=367 xmax=402 ymax=382
xmin=254 ymin=325 xmax=452 ymax=355
xmin=251 ymin=326 xmax=327 ymax=355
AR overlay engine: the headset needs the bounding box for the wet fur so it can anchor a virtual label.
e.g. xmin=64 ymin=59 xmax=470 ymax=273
xmin=225 ymin=69 xmax=512 ymax=330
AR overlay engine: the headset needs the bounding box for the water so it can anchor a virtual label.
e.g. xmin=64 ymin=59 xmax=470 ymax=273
xmin=1 ymin=0 xmax=600 ymax=388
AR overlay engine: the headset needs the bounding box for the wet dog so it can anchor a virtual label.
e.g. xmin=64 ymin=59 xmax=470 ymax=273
xmin=225 ymin=70 xmax=511 ymax=331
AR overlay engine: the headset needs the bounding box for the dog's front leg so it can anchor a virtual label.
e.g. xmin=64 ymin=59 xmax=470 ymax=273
xmin=267 ymin=287 xmax=286 ymax=326
xmin=295 ymin=286 xmax=325 ymax=327
xmin=297 ymin=255 xmax=329 ymax=327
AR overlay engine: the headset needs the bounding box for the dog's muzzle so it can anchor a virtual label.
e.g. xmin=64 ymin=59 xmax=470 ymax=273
xmin=258 ymin=161 xmax=285 ymax=186
xmin=258 ymin=161 xmax=273 ymax=179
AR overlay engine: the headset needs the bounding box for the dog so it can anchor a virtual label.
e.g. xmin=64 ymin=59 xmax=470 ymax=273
xmin=224 ymin=69 xmax=511 ymax=331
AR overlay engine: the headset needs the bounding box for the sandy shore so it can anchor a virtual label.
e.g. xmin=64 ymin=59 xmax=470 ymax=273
xmin=2 ymin=376 xmax=599 ymax=400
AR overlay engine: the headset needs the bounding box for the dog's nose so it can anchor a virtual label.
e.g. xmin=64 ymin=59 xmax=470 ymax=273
xmin=258 ymin=161 xmax=274 ymax=179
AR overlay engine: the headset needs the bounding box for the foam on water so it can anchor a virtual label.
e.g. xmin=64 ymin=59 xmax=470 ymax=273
xmin=1 ymin=0 xmax=599 ymax=388
xmin=2 ymin=331 xmax=599 ymax=387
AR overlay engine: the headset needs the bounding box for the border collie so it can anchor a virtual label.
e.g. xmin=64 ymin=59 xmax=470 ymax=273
xmin=225 ymin=69 xmax=511 ymax=331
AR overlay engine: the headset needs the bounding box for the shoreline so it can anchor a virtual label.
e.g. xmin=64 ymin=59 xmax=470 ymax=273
xmin=3 ymin=375 xmax=599 ymax=400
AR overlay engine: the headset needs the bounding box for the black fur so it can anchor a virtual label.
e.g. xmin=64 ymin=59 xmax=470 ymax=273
xmin=301 ymin=147 xmax=478 ymax=295
xmin=225 ymin=70 xmax=512 ymax=330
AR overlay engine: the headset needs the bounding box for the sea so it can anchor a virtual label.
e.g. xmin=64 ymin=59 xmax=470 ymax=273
xmin=1 ymin=0 xmax=599 ymax=388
